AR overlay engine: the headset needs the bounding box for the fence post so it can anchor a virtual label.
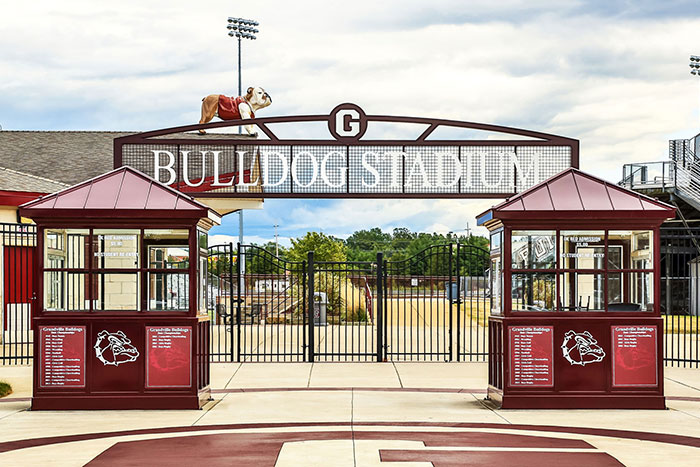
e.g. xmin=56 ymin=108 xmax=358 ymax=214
xmin=448 ymin=243 xmax=454 ymax=362
xmin=376 ymin=252 xmax=384 ymax=362
xmin=455 ymin=243 xmax=461 ymax=362
xmin=307 ymin=251 xmax=315 ymax=362
xmin=234 ymin=242 xmax=241 ymax=363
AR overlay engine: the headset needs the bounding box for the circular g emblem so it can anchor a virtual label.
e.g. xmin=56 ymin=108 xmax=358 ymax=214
xmin=328 ymin=103 xmax=367 ymax=142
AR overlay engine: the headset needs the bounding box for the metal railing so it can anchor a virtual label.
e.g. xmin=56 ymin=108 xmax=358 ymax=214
xmin=620 ymin=139 xmax=700 ymax=212
xmin=620 ymin=161 xmax=675 ymax=191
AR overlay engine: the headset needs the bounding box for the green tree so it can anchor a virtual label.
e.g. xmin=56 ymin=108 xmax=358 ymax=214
xmin=286 ymin=231 xmax=347 ymax=263
xmin=346 ymin=228 xmax=391 ymax=262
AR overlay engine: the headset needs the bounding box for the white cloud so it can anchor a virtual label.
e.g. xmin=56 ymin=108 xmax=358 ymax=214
xmin=3 ymin=1 xmax=700 ymax=239
xmin=209 ymin=233 xmax=292 ymax=248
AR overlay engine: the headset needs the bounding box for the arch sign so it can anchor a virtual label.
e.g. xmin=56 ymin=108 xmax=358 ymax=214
xmin=114 ymin=103 xmax=578 ymax=198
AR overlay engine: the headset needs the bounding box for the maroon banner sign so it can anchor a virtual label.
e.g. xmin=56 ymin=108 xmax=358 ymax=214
xmin=146 ymin=326 xmax=192 ymax=388
xmin=612 ymin=326 xmax=657 ymax=387
xmin=39 ymin=325 xmax=86 ymax=388
xmin=509 ymin=326 xmax=554 ymax=387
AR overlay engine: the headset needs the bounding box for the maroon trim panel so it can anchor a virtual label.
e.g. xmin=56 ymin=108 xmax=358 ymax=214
xmin=3 ymin=421 xmax=700 ymax=456
xmin=0 ymin=190 xmax=47 ymax=207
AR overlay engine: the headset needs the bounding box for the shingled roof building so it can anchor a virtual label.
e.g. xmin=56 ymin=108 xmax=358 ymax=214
xmin=0 ymin=131 xmax=130 ymax=222
xmin=0 ymin=130 xmax=262 ymax=221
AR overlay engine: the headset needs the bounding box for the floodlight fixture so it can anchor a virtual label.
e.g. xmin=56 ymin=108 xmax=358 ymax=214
xmin=691 ymin=55 xmax=700 ymax=76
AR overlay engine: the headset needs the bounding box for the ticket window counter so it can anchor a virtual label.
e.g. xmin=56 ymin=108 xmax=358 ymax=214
xmin=21 ymin=167 xmax=221 ymax=410
xmin=478 ymin=168 xmax=675 ymax=409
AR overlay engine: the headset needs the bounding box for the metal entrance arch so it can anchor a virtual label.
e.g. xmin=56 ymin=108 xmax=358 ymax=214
xmin=113 ymin=103 xmax=579 ymax=200
xmin=206 ymin=242 xmax=490 ymax=362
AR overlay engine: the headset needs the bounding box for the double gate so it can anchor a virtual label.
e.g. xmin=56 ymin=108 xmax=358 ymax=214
xmin=207 ymin=243 xmax=491 ymax=362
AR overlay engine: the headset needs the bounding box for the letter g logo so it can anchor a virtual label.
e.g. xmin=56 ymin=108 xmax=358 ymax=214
xmin=328 ymin=103 xmax=367 ymax=142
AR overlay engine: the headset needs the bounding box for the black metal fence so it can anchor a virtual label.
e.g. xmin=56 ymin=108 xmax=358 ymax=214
xmin=1 ymin=223 xmax=37 ymax=365
xmin=660 ymin=225 xmax=700 ymax=367
xmin=4 ymin=225 xmax=700 ymax=367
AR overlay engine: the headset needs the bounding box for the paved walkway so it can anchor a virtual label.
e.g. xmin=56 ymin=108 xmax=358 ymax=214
xmin=1 ymin=363 xmax=700 ymax=465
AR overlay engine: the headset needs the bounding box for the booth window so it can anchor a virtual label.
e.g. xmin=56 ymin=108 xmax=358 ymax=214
xmin=510 ymin=231 xmax=556 ymax=311
xmin=42 ymin=228 xmax=192 ymax=312
xmin=607 ymin=230 xmax=653 ymax=311
xmin=490 ymin=229 xmax=503 ymax=315
xmin=559 ymin=231 xmax=605 ymax=311
xmin=145 ymin=229 xmax=189 ymax=311
xmin=509 ymin=229 xmax=654 ymax=312
xmin=43 ymin=229 xmax=90 ymax=311
xmin=92 ymin=229 xmax=140 ymax=311
xmin=198 ymin=229 xmax=208 ymax=316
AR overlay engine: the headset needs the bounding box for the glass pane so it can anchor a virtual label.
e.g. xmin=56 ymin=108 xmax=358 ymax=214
xmin=560 ymin=231 xmax=605 ymax=270
xmin=94 ymin=273 xmax=139 ymax=311
xmin=144 ymin=229 xmax=188 ymax=242
xmin=149 ymin=246 xmax=190 ymax=269
xmin=198 ymin=230 xmax=208 ymax=250
xmin=199 ymin=256 xmax=208 ymax=316
xmin=511 ymin=273 xmax=555 ymax=311
xmin=43 ymin=271 xmax=89 ymax=311
xmin=44 ymin=229 xmax=89 ymax=269
xmin=92 ymin=229 xmax=140 ymax=269
xmin=608 ymin=230 xmax=653 ymax=270
xmin=148 ymin=272 xmax=189 ymax=311
xmin=560 ymin=272 xmax=604 ymax=311
xmin=608 ymin=272 xmax=654 ymax=311
xmin=491 ymin=257 xmax=501 ymax=315
xmin=145 ymin=229 xmax=190 ymax=269
xmin=490 ymin=230 xmax=502 ymax=253
xmin=511 ymin=231 xmax=555 ymax=269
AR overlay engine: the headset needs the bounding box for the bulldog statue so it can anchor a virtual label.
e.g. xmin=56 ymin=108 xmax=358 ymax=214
xmin=199 ymin=86 xmax=272 ymax=136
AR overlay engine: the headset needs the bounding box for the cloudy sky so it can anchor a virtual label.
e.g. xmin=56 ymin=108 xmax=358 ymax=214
xmin=2 ymin=1 xmax=700 ymax=246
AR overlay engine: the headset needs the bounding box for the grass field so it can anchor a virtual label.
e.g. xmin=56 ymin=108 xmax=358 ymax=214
xmin=383 ymin=298 xmax=491 ymax=328
xmin=663 ymin=315 xmax=700 ymax=334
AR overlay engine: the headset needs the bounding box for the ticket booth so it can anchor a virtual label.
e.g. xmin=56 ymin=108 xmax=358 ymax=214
xmin=20 ymin=167 xmax=220 ymax=410
xmin=478 ymin=168 xmax=675 ymax=409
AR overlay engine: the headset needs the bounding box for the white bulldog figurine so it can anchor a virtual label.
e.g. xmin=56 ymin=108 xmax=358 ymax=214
xmin=199 ymin=86 xmax=272 ymax=135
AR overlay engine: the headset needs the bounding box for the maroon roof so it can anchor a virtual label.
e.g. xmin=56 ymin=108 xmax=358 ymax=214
xmin=477 ymin=168 xmax=675 ymax=224
xmin=19 ymin=166 xmax=218 ymax=221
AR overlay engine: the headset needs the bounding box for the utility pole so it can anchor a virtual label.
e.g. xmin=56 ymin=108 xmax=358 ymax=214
xmin=273 ymin=224 xmax=279 ymax=256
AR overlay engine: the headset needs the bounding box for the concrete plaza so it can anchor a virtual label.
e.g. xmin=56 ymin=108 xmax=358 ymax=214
xmin=1 ymin=363 xmax=700 ymax=465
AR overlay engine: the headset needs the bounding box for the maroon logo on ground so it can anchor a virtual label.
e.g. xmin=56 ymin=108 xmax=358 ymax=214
xmin=561 ymin=330 xmax=606 ymax=366
xmin=328 ymin=103 xmax=367 ymax=142
xmin=94 ymin=330 xmax=140 ymax=366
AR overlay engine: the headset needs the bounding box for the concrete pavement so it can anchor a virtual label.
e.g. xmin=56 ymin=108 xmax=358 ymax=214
xmin=1 ymin=363 xmax=699 ymax=465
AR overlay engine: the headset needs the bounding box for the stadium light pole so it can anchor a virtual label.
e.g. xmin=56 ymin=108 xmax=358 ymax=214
xmin=689 ymin=55 xmax=700 ymax=128
xmin=227 ymin=17 xmax=259 ymax=135
xmin=227 ymin=16 xmax=259 ymax=256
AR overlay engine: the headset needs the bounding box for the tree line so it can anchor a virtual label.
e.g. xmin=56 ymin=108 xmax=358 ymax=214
xmin=233 ymin=227 xmax=489 ymax=276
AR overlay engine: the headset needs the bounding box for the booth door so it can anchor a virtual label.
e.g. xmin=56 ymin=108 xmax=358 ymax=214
xmin=3 ymin=246 xmax=35 ymax=335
